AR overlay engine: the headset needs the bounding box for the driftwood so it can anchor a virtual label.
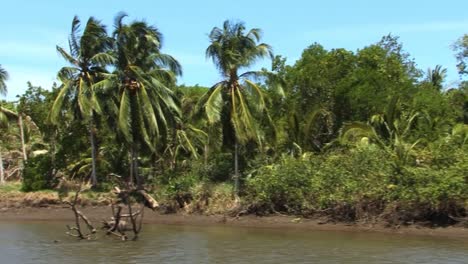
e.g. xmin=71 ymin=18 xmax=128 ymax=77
xmin=102 ymin=204 xmax=129 ymax=240
xmin=64 ymin=184 xmax=96 ymax=239
xmin=138 ymin=190 xmax=159 ymax=210
xmin=103 ymin=186 xmax=156 ymax=240
xmin=449 ymin=215 xmax=468 ymax=225
xmin=63 ymin=177 xmax=159 ymax=241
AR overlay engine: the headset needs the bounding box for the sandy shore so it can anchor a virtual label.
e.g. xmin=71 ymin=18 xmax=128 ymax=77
xmin=0 ymin=205 xmax=467 ymax=239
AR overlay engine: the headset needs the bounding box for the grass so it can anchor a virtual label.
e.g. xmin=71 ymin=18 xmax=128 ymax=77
xmin=0 ymin=181 xmax=22 ymax=193
xmin=0 ymin=180 xmax=114 ymax=207
xmin=0 ymin=180 xmax=235 ymax=217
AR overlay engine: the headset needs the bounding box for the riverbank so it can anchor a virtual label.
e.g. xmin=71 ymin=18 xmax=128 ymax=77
xmin=1 ymin=205 xmax=467 ymax=239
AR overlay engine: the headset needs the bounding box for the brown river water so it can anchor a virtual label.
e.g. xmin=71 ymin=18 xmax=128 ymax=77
xmin=0 ymin=221 xmax=466 ymax=263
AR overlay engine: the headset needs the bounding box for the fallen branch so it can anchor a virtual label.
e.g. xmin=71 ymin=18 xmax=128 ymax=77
xmin=64 ymin=183 xmax=95 ymax=239
xmin=138 ymin=190 xmax=159 ymax=210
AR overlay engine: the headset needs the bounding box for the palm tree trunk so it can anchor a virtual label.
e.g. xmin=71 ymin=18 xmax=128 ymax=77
xmin=134 ymin=143 xmax=142 ymax=190
xmin=129 ymin=141 xmax=142 ymax=189
xmin=204 ymin=144 xmax=209 ymax=168
xmin=89 ymin=118 xmax=98 ymax=188
xmin=129 ymin=144 xmax=135 ymax=186
xmin=18 ymin=115 xmax=27 ymax=162
xmin=0 ymin=146 xmax=4 ymax=185
xmin=234 ymin=139 xmax=239 ymax=196
xmin=51 ymin=129 xmax=57 ymax=176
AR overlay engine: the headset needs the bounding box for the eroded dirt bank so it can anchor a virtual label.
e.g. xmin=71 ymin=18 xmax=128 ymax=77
xmin=1 ymin=205 xmax=467 ymax=239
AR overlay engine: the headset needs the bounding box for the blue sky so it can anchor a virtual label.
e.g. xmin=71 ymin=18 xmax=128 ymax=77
xmin=1 ymin=0 xmax=467 ymax=100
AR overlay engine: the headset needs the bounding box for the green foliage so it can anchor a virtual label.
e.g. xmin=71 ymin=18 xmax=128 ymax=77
xmin=0 ymin=181 xmax=22 ymax=192
xmin=17 ymin=82 xmax=56 ymax=134
xmin=22 ymin=154 xmax=55 ymax=192
xmin=162 ymin=173 xmax=198 ymax=208
xmin=2 ymin=17 xmax=468 ymax=225
xmin=246 ymin=154 xmax=315 ymax=213
xmin=0 ymin=65 xmax=8 ymax=96
xmin=199 ymin=153 xmax=233 ymax=182
xmin=246 ymin=144 xmax=467 ymax=220
xmin=453 ymin=34 xmax=468 ymax=76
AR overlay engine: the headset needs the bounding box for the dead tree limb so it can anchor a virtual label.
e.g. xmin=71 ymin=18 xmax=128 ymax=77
xmin=138 ymin=190 xmax=159 ymax=210
xmin=64 ymin=184 xmax=95 ymax=239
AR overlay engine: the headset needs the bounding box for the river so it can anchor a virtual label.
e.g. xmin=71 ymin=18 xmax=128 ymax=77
xmin=0 ymin=221 xmax=466 ymax=263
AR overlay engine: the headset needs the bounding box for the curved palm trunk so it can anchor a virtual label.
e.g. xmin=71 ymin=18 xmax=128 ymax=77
xmin=131 ymin=143 xmax=142 ymax=190
xmin=18 ymin=115 xmax=27 ymax=162
xmin=128 ymin=96 xmax=142 ymax=190
xmin=204 ymin=144 xmax=209 ymax=168
xmin=233 ymin=139 xmax=239 ymax=196
xmin=89 ymin=118 xmax=98 ymax=187
xmin=0 ymin=146 xmax=4 ymax=185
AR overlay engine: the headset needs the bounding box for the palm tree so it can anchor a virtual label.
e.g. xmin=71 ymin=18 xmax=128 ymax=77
xmin=338 ymin=97 xmax=422 ymax=172
xmin=50 ymin=16 xmax=113 ymax=187
xmin=96 ymin=13 xmax=182 ymax=189
xmin=0 ymin=106 xmax=18 ymax=185
xmin=200 ymin=20 xmax=273 ymax=195
xmin=0 ymin=66 xmax=8 ymax=184
xmin=426 ymin=65 xmax=447 ymax=90
xmin=0 ymin=65 xmax=8 ymax=97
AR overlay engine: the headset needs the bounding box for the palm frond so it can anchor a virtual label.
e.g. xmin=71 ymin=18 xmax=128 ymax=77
xmin=118 ymin=89 xmax=132 ymax=143
xmin=0 ymin=65 xmax=9 ymax=96
xmin=204 ymin=83 xmax=224 ymax=124
xmin=89 ymin=52 xmax=116 ymax=66
xmin=69 ymin=16 xmax=81 ymax=57
xmin=49 ymin=81 xmax=72 ymax=124
xmin=339 ymin=122 xmax=376 ymax=145
xmin=244 ymin=79 xmax=266 ymax=113
xmin=232 ymin=87 xmax=256 ymax=143
xmin=57 ymin=46 xmax=78 ymax=66
xmin=138 ymin=83 xmax=159 ymax=139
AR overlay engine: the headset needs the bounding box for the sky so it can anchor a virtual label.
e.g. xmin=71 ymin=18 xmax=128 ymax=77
xmin=1 ymin=0 xmax=467 ymax=100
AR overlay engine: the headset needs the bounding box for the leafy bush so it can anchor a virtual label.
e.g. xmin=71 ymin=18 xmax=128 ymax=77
xmin=22 ymin=154 xmax=55 ymax=192
xmin=196 ymin=153 xmax=233 ymax=182
xmin=245 ymin=144 xmax=467 ymax=223
xmin=246 ymin=147 xmax=393 ymax=216
xmin=246 ymin=154 xmax=316 ymax=213
xmin=163 ymin=173 xmax=198 ymax=208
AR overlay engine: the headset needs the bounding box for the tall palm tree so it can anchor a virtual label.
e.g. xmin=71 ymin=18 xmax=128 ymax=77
xmin=96 ymin=13 xmax=182 ymax=189
xmin=200 ymin=20 xmax=273 ymax=195
xmin=0 ymin=65 xmax=8 ymax=97
xmin=0 ymin=106 xmax=18 ymax=185
xmin=0 ymin=65 xmax=8 ymax=184
xmin=50 ymin=16 xmax=113 ymax=187
xmin=427 ymin=65 xmax=447 ymax=90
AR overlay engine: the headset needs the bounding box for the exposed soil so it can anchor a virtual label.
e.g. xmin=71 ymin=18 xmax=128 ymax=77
xmin=0 ymin=204 xmax=467 ymax=239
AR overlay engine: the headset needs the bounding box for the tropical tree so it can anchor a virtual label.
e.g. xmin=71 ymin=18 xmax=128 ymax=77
xmin=453 ymin=34 xmax=468 ymax=76
xmin=0 ymin=105 xmax=18 ymax=185
xmin=96 ymin=13 xmax=182 ymax=189
xmin=50 ymin=16 xmax=113 ymax=187
xmin=426 ymin=65 xmax=447 ymax=90
xmin=0 ymin=66 xmax=9 ymax=184
xmin=339 ymin=97 xmax=423 ymax=173
xmin=0 ymin=65 xmax=8 ymax=97
xmin=199 ymin=20 xmax=273 ymax=195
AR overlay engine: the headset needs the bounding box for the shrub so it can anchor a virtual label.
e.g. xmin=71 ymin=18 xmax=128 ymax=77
xmin=22 ymin=154 xmax=55 ymax=192
xmin=246 ymin=154 xmax=318 ymax=214
xmin=163 ymin=173 xmax=198 ymax=208
xmin=246 ymin=146 xmax=393 ymax=216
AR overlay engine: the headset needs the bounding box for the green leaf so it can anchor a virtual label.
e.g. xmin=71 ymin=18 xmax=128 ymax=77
xmin=205 ymin=84 xmax=224 ymax=124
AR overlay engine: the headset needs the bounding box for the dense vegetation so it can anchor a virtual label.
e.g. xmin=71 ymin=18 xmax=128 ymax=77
xmin=1 ymin=14 xmax=467 ymax=226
